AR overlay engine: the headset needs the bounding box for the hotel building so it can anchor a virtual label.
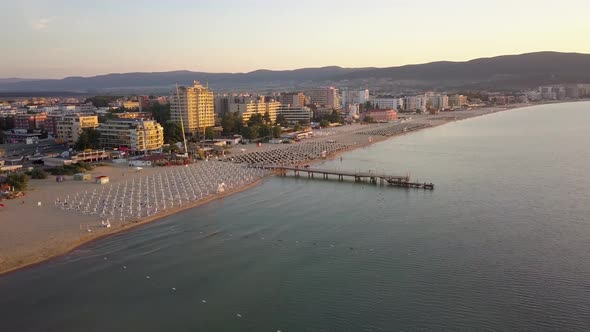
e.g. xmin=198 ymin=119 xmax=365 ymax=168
xmin=229 ymin=99 xmax=280 ymax=124
xmin=170 ymin=81 xmax=215 ymax=135
xmin=56 ymin=114 xmax=99 ymax=144
xmin=277 ymin=106 xmax=312 ymax=124
xmin=98 ymin=119 xmax=164 ymax=152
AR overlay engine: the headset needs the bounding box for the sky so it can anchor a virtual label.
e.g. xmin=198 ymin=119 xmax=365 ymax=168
xmin=1 ymin=0 xmax=589 ymax=79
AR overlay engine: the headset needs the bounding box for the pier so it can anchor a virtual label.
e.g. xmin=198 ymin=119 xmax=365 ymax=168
xmin=252 ymin=165 xmax=434 ymax=190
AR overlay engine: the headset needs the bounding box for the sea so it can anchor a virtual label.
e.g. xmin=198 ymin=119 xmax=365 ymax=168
xmin=1 ymin=101 xmax=590 ymax=331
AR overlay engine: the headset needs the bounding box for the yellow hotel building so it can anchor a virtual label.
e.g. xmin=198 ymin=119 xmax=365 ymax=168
xmin=229 ymin=100 xmax=280 ymax=124
xmin=170 ymin=81 xmax=215 ymax=135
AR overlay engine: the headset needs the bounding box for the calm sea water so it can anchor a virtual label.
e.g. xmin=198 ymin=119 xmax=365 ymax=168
xmin=2 ymin=102 xmax=590 ymax=331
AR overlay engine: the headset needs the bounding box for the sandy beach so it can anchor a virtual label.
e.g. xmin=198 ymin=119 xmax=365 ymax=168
xmin=0 ymin=102 xmax=560 ymax=275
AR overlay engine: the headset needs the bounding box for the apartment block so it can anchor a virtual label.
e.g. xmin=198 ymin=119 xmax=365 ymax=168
xmin=15 ymin=113 xmax=47 ymax=130
xmin=307 ymin=87 xmax=340 ymax=110
xmin=229 ymin=99 xmax=280 ymax=124
xmin=98 ymin=119 xmax=164 ymax=152
xmin=56 ymin=114 xmax=99 ymax=143
xmin=448 ymin=94 xmax=468 ymax=108
xmin=279 ymin=92 xmax=306 ymax=108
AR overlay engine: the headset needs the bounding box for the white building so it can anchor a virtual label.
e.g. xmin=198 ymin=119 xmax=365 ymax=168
xmin=358 ymin=89 xmax=370 ymax=104
xmin=346 ymin=104 xmax=360 ymax=120
xmin=372 ymin=97 xmax=403 ymax=110
xmin=277 ymin=106 xmax=312 ymax=124
xmin=526 ymin=90 xmax=542 ymax=101
xmin=539 ymin=85 xmax=566 ymax=100
xmin=428 ymin=94 xmax=449 ymax=109
xmin=404 ymin=95 xmax=428 ymax=112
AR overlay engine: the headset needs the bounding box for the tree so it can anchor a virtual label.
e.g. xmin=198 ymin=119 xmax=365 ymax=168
xmin=247 ymin=113 xmax=265 ymax=127
xmin=276 ymin=114 xmax=288 ymax=127
xmin=74 ymin=128 xmax=100 ymax=151
xmin=147 ymin=102 xmax=171 ymax=124
xmin=259 ymin=124 xmax=272 ymax=139
xmin=363 ymin=115 xmax=375 ymax=123
xmin=263 ymin=110 xmax=271 ymax=124
xmin=319 ymin=119 xmax=330 ymax=128
xmin=85 ymin=96 xmax=121 ymax=108
xmin=328 ymin=110 xmax=341 ymax=123
xmin=221 ymin=111 xmax=242 ymax=135
xmin=30 ymin=168 xmax=48 ymax=179
xmin=242 ymin=125 xmax=260 ymax=140
xmin=294 ymin=122 xmax=302 ymax=132
xmin=205 ymin=127 xmax=219 ymax=140
xmin=164 ymin=122 xmax=184 ymax=145
xmin=272 ymin=125 xmax=282 ymax=138
xmin=6 ymin=173 xmax=28 ymax=191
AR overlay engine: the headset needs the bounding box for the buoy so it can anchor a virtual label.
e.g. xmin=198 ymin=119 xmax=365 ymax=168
xmin=146 ymin=276 xmax=151 ymax=279
xmin=236 ymin=314 xmax=242 ymax=318
xmin=202 ymin=300 xmax=207 ymax=303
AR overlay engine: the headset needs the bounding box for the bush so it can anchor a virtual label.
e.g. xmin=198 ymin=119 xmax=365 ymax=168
xmin=30 ymin=168 xmax=48 ymax=179
xmin=78 ymin=162 xmax=94 ymax=171
xmin=49 ymin=163 xmax=93 ymax=175
xmin=6 ymin=173 xmax=28 ymax=191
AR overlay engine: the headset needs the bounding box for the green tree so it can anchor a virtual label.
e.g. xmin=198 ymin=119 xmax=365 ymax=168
xmin=319 ymin=119 xmax=330 ymax=128
xmin=74 ymin=128 xmax=100 ymax=151
xmin=30 ymin=168 xmax=48 ymax=179
xmin=276 ymin=113 xmax=288 ymax=127
xmin=263 ymin=110 xmax=271 ymax=124
xmin=205 ymin=127 xmax=220 ymax=140
xmin=294 ymin=122 xmax=302 ymax=132
xmin=6 ymin=173 xmax=28 ymax=191
xmin=85 ymin=96 xmax=121 ymax=108
xmin=328 ymin=110 xmax=341 ymax=123
xmin=272 ymin=125 xmax=282 ymax=138
xmin=247 ymin=113 xmax=265 ymax=127
xmin=363 ymin=115 xmax=375 ymax=123
xmin=221 ymin=111 xmax=242 ymax=135
xmin=164 ymin=122 xmax=184 ymax=145
xmin=259 ymin=124 xmax=272 ymax=138
xmin=148 ymin=102 xmax=171 ymax=124
xmin=242 ymin=125 xmax=260 ymax=140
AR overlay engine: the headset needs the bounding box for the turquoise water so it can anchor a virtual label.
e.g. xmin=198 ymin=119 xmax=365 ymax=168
xmin=2 ymin=102 xmax=590 ymax=331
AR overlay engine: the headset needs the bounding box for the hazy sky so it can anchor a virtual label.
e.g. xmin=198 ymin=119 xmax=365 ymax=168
xmin=2 ymin=0 xmax=589 ymax=78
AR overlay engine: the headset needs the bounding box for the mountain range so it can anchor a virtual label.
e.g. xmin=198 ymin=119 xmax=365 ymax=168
xmin=1 ymin=52 xmax=589 ymax=95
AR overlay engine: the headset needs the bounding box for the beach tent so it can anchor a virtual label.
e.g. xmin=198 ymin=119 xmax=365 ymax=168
xmin=95 ymin=176 xmax=110 ymax=184
xmin=73 ymin=173 xmax=91 ymax=181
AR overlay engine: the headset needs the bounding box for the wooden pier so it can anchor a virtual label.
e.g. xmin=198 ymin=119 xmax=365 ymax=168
xmin=251 ymin=165 xmax=434 ymax=190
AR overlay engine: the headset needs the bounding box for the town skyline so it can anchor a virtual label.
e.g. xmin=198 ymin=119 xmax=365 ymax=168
xmin=2 ymin=0 xmax=590 ymax=78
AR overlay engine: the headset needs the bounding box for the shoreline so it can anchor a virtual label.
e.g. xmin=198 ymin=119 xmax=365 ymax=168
xmin=1 ymin=100 xmax=584 ymax=276
xmin=0 ymin=174 xmax=270 ymax=276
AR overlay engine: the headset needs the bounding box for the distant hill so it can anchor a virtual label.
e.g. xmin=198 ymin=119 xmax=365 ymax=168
xmin=1 ymin=52 xmax=589 ymax=94
xmin=339 ymin=52 xmax=590 ymax=90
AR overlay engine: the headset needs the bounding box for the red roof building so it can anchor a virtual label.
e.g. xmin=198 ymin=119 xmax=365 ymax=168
xmin=361 ymin=109 xmax=397 ymax=123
